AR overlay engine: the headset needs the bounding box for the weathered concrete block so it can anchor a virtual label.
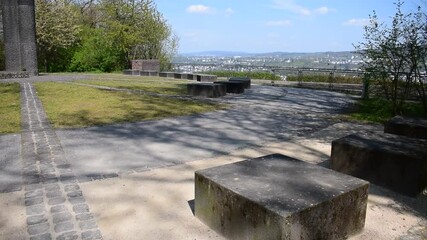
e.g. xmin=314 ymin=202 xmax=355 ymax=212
xmin=187 ymin=74 xmax=196 ymax=80
xmin=123 ymin=70 xmax=140 ymax=76
xmin=187 ymin=83 xmax=226 ymax=98
xmin=229 ymin=77 xmax=251 ymax=89
xmin=384 ymin=116 xmax=427 ymax=139
xmin=159 ymin=72 xmax=175 ymax=78
xmin=331 ymin=133 xmax=427 ymax=197
xmin=140 ymin=71 xmax=158 ymax=77
xmin=196 ymin=74 xmax=217 ymax=82
xmin=214 ymin=81 xmax=245 ymax=94
xmin=180 ymin=73 xmax=189 ymax=80
xmin=174 ymin=73 xmax=182 ymax=79
xmin=195 ymin=154 xmax=369 ymax=240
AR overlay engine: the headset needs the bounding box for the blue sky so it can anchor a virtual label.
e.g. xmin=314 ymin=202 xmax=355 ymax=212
xmin=154 ymin=0 xmax=421 ymax=53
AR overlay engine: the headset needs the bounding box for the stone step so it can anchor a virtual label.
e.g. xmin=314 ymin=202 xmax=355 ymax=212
xmin=331 ymin=132 xmax=427 ymax=197
xmin=195 ymin=154 xmax=369 ymax=240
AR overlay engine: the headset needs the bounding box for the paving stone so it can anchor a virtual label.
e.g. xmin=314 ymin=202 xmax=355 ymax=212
xmin=26 ymin=205 xmax=46 ymax=215
xmin=43 ymin=177 xmax=59 ymax=184
xmin=27 ymin=222 xmax=50 ymax=235
xmin=52 ymin=212 xmax=72 ymax=224
xmin=57 ymin=231 xmax=78 ymax=240
xmin=67 ymin=191 xmax=82 ymax=198
xmin=51 ymin=205 xmax=67 ymax=213
xmin=25 ymin=197 xmax=44 ymax=206
xmin=48 ymin=197 xmax=66 ymax=205
xmin=46 ymin=190 xmax=62 ymax=199
xmin=60 ymin=176 xmax=77 ymax=184
xmin=64 ymin=184 xmax=80 ymax=192
xmin=81 ymin=230 xmax=102 ymax=240
xmin=68 ymin=196 xmax=85 ymax=205
xmin=103 ymin=173 xmax=118 ymax=179
xmin=73 ymin=204 xmax=89 ymax=214
xmin=25 ymin=190 xmax=44 ymax=199
xmin=30 ymin=233 xmax=51 ymax=240
xmin=78 ymin=220 xmax=97 ymax=230
xmin=27 ymin=215 xmax=48 ymax=225
xmin=76 ymin=213 xmax=94 ymax=221
xmin=54 ymin=221 xmax=74 ymax=233
xmin=44 ymin=184 xmax=60 ymax=192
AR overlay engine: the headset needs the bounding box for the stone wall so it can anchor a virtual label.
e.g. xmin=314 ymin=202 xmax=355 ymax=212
xmin=131 ymin=60 xmax=160 ymax=72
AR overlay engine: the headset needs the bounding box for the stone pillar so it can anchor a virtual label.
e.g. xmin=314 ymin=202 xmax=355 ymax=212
xmin=1 ymin=0 xmax=38 ymax=75
xmin=18 ymin=0 xmax=38 ymax=75
xmin=2 ymin=0 xmax=21 ymax=72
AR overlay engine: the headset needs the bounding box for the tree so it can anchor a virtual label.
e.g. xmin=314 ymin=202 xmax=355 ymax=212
xmin=356 ymin=0 xmax=427 ymax=115
xmin=35 ymin=0 xmax=80 ymax=72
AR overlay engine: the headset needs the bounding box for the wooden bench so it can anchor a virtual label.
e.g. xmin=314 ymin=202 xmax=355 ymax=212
xmin=195 ymin=154 xmax=369 ymax=239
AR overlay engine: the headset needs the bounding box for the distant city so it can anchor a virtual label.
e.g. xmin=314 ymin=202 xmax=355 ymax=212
xmin=172 ymin=51 xmax=364 ymax=75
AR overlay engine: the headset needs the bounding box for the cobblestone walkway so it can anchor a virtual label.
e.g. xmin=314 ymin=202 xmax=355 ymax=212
xmin=20 ymin=82 xmax=102 ymax=240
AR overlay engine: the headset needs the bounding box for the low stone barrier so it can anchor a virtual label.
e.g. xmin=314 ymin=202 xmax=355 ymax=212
xmin=187 ymin=83 xmax=226 ymax=98
xmin=0 ymin=71 xmax=30 ymax=79
xmin=384 ymin=116 xmax=427 ymax=139
xmin=123 ymin=70 xmax=140 ymax=76
xmin=159 ymin=72 xmax=175 ymax=78
xmin=214 ymin=81 xmax=245 ymax=94
xmin=195 ymin=154 xmax=369 ymax=239
xmin=229 ymin=77 xmax=251 ymax=89
xmin=331 ymin=133 xmax=427 ymax=197
xmin=187 ymin=74 xmax=196 ymax=80
xmin=140 ymin=71 xmax=158 ymax=77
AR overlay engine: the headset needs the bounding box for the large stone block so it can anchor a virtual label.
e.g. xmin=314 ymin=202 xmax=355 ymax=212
xmin=214 ymin=81 xmax=245 ymax=94
xmin=139 ymin=71 xmax=158 ymax=77
xmin=187 ymin=83 xmax=226 ymax=98
xmin=195 ymin=154 xmax=369 ymax=240
xmin=131 ymin=59 xmax=160 ymax=72
xmin=384 ymin=116 xmax=427 ymax=139
xmin=123 ymin=70 xmax=140 ymax=76
xmin=331 ymin=133 xmax=427 ymax=197
xmin=196 ymin=74 xmax=217 ymax=82
xmin=229 ymin=77 xmax=251 ymax=89
xmin=159 ymin=72 xmax=175 ymax=78
xmin=187 ymin=74 xmax=196 ymax=80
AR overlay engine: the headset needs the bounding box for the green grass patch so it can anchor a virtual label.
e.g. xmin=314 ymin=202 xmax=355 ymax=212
xmin=0 ymin=83 xmax=21 ymax=134
xmin=76 ymin=77 xmax=188 ymax=95
xmin=35 ymin=82 xmax=224 ymax=128
xmin=349 ymin=98 xmax=425 ymax=123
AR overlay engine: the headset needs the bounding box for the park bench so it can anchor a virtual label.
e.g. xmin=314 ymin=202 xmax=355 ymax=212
xmin=195 ymin=154 xmax=368 ymax=239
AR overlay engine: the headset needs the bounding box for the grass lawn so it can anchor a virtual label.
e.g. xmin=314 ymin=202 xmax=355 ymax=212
xmin=35 ymin=82 xmax=225 ymax=128
xmin=0 ymin=83 xmax=21 ymax=134
xmin=349 ymin=98 xmax=425 ymax=123
xmin=75 ymin=76 xmax=188 ymax=95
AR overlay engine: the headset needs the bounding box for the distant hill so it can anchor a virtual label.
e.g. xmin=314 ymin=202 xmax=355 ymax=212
xmin=178 ymin=51 xmax=357 ymax=58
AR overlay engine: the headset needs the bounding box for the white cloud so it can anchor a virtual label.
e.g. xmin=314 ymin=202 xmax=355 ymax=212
xmin=271 ymin=0 xmax=333 ymax=16
xmin=342 ymin=18 xmax=369 ymax=26
xmin=315 ymin=7 xmax=331 ymax=15
xmin=225 ymin=8 xmax=234 ymax=15
xmin=186 ymin=5 xmax=212 ymax=14
xmin=266 ymin=20 xmax=292 ymax=27
xmin=271 ymin=0 xmax=311 ymax=16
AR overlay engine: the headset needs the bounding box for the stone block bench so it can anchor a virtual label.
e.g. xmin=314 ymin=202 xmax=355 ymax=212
xmin=229 ymin=77 xmax=251 ymax=89
xmin=331 ymin=133 xmax=427 ymax=197
xmin=159 ymin=72 xmax=175 ymax=78
xmin=187 ymin=83 xmax=226 ymax=98
xmin=139 ymin=71 xmax=158 ymax=76
xmin=196 ymin=74 xmax=217 ymax=82
xmin=123 ymin=69 xmax=140 ymax=76
xmin=195 ymin=154 xmax=369 ymax=240
xmin=214 ymin=81 xmax=245 ymax=94
xmin=384 ymin=116 xmax=427 ymax=139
